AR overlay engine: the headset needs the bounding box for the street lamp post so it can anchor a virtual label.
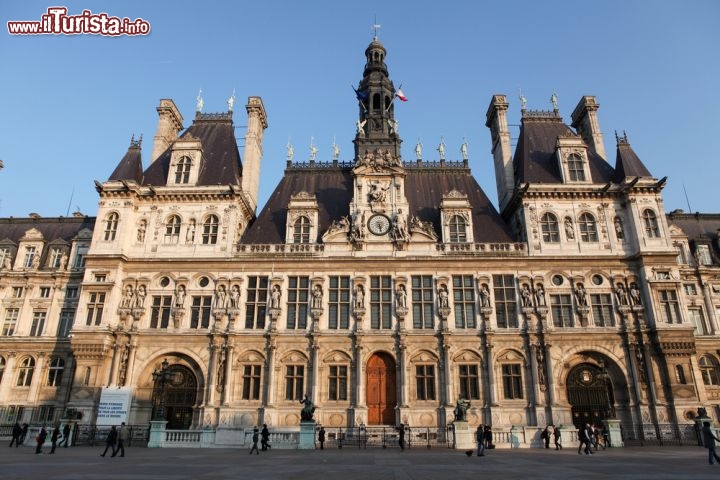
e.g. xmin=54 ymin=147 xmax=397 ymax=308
xmin=152 ymin=359 xmax=171 ymax=421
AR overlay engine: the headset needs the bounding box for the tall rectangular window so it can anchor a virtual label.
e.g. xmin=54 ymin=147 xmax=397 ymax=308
xmin=286 ymin=276 xmax=309 ymax=330
xmin=591 ymin=293 xmax=615 ymax=327
xmin=49 ymin=248 xmax=63 ymax=268
xmin=2 ymin=308 xmax=19 ymax=336
xmin=550 ymin=294 xmax=574 ymax=327
xmin=328 ymin=365 xmax=348 ymax=401
xmin=493 ymin=275 xmax=518 ymax=328
xmin=285 ymin=365 xmax=304 ymax=401
xmin=328 ymin=276 xmax=350 ymax=329
xmin=242 ymin=365 xmax=262 ymax=400
xmin=74 ymin=246 xmax=88 ymax=269
xmin=453 ymin=275 xmax=476 ymax=329
xmin=696 ymin=245 xmax=712 ymax=265
xmin=57 ymin=309 xmax=74 ymax=337
xmin=190 ymin=296 xmax=212 ymax=328
xmin=23 ymin=246 xmax=37 ymax=268
xmin=411 ymin=275 xmax=434 ymax=329
xmin=458 ymin=364 xmax=480 ymax=400
xmin=416 ymin=365 xmax=436 ymax=400
xmin=85 ymin=292 xmax=105 ymax=326
xmin=688 ymin=308 xmax=708 ymax=335
xmin=0 ymin=248 xmax=10 ymax=268
xmin=30 ymin=311 xmax=46 ymax=337
xmin=39 ymin=287 xmax=51 ymax=298
xmin=12 ymin=286 xmax=24 ymax=298
xmin=658 ymin=289 xmax=681 ymax=324
xmin=150 ymin=295 xmax=173 ymax=328
xmin=370 ymin=275 xmax=392 ymax=329
xmin=245 ymin=276 xmax=268 ymax=329
xmin=502 ymin=364 xmax=523 ymax=399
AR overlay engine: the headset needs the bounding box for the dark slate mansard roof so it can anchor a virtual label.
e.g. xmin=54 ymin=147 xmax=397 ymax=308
xmin=0 ymin=216 xmax=96 ymax=264
xmin=240 ymin=164 xmax=516 ymax=245
xmin=111 ymin=114 xmax=243 ymax=187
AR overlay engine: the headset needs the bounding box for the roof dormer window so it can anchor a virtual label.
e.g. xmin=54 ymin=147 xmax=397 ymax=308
xmin=175 ymin=156 xmax=192 ymax=184
xmin=567 ymin=153 xmax=586 ymax=181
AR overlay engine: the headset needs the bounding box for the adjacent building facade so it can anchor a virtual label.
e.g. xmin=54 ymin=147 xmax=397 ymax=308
xmin=2 ymin=37 xmax=720 ymax=443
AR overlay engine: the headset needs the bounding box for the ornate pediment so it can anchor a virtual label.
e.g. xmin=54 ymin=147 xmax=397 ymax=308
xmin=354 ymin=148 xmax=403 ymax=173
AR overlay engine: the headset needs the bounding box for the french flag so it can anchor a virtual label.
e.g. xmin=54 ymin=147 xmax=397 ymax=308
xmin=395 ymin=88 xmax=408 ymax=102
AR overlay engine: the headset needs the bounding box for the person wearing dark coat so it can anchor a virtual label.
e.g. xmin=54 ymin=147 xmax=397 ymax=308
xmin=261 ymin=424 xmax=271 ymax=451
xmin=317 ymin=426 xmax=326 ymax=450
xmin=35 ymin=427 xmax=47 ymax=454
xmin=50 ymin=426 xmax=61 ymax=454
xmin=61 ymin=423 xmax=71 ymax=447
xmin=9 ymin=422 xmax=22 ymax=447
xmin=553 ymin=426 xmax=562 ymax=450
xmin=101 ymin=426 xmax=117 ymax=457
xmin=702 ymin=422 xmax=720 ymax=465
xmin=249 ymin=427 xmax=260 ymax=454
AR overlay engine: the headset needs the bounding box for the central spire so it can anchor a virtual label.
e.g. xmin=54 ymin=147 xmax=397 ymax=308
xmin=353 ymin=36 xmax=402 ymax=162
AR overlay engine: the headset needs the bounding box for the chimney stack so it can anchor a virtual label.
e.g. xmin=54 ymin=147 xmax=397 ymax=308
xmin=151 ymin=99 xmax=183 ymax=163
xmin=571 ymin=96 xmax=606 ymax=161
xmin=242 ymin=96 xmax=268 ymax=214
xmin=486 ymin=95 xmax=514 ymax=212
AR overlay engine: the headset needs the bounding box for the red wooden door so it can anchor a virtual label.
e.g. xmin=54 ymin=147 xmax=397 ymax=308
xmin=366 ymin=353 xmax=396 ymax=425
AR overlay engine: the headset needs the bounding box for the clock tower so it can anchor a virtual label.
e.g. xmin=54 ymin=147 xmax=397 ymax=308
xmin=348 ymin=35 xmax=410 ymax=249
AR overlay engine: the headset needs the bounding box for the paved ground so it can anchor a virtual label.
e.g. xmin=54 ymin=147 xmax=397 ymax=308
xmin=1 ymin=444 xmax=718 ymax=480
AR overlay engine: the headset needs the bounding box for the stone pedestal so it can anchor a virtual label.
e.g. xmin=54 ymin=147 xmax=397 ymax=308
xmin=148 ymin=420 xmax=167 ymax=448
xmin=603 ymin=418 xmax=623 ymax=447
xmin=298 ymin=421 xmax=316 ymax=450
xmin=452 ymin=421 xmax=475 ymax=450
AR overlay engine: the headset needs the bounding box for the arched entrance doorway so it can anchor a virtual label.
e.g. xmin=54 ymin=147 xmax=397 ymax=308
xmin=366 ymin=352 xmax=396 ymax=425
xmin=152 ymin=364 xmax=197 ymax=430
xmin=567 ymin=362 xmax=615 ymax=429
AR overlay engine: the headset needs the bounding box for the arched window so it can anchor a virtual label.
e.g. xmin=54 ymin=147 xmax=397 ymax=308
xmin=47 ymin=357 xmax=65 ymax=387
xmin=642 ymin=209 xmax=660 ymax=238
xmin=202 ymin=215 xmax=219 ymax=245
xmin=175 ymin=156 xmax=192 ymax=184
xmin=292 ymin=216 xmax=311 ymax=244
xmin=566 ymin=153 xmax=586 ymax=181
xmin=578 ymin=213 xmax=598 ymax=242
xmin=540 ymin=213 xmax=560 ymax=243
xmin=700 ymin=355 xmax=720 ymax=386
xmin=103 ymin=212 xmax=119 ymax=241
xmin=164 ymin=215 xmax=181 ymax=243
xmin=448 ymin=215 xmax=468 ymax=243
xmin=16 ymin=357 xmax=35 ymax=386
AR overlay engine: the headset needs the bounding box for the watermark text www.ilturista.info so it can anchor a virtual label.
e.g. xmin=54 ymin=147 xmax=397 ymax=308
xmin=7 ymin=7 xmax=150 ymax=36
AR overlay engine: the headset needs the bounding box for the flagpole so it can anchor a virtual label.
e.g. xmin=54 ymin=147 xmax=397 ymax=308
xmin=352 ymin=85 xmax=368 ymax=113
xmin=385 ymin=83 xmax=402 ymax=113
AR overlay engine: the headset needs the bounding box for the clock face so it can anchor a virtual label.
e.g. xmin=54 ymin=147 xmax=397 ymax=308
xmin=368 ymin=214 xmax=391 ymax=235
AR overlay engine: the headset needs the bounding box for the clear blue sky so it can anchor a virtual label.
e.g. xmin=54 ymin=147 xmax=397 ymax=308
xmin=1 ymin=1 xmax=719 ymax=218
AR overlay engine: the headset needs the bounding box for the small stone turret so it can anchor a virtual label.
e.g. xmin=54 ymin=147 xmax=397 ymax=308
xmin=150 ymin=99 xmax=183 ymax=163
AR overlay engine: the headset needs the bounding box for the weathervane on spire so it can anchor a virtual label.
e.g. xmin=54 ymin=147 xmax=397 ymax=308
xmin=372 ymin=16 xmax=381 ymax=39
xmin=227 ymin=88 xmax=236 ymax=112
xmin=196 ymin=89 xmax=204 ymax=113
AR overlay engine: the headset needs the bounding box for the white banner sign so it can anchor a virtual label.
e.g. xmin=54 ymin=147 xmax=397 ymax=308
xmin=96 ymin=387 xmax=133 ymax=426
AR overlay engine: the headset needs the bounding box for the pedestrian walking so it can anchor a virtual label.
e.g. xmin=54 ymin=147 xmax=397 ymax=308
xmin=484 ymin=425 xmax=494 ymax=449
xmin=577 ymin=423 xmax=593 ymax=455
xmin=541 ymin=426 xmax=551 ymax=449
xmin=112 ymin=422 xmax=128 ymax=457
xmin=61 ymin=423 xmax=71 ymax=447
xmin=553 ymin=426 xmax=562 ymax=450
xmin=476 ymin=425 xmax=485 ymax=456
xmin=9 ymin=421 xmax=22 ymax=447
xmin=702 ymin=422 xmax=720 ymax=465
xmin=317 ymin=426 xmax=325 ymax=450
xmin=601 ymin=424 xmax=611 ymax=448
xmin=50 ymin=425 xmax=61 ymax=454
xmin=100 ymin=426 xmax=117 ymax=457
xmin=398 ymin=424 xmax=405 ymax=451
xmin=249 ymin=427 xmax=260 ymax=454
xmin=261 ymin=424 xmax=271 ymax=451
xmin=35 ymin=427 xmax=47 ymax=454
xmin=21 ymin=423 xmax=29 ymax=443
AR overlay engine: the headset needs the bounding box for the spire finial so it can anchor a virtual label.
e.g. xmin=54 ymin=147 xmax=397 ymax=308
xmin=372 ymin=15 xmax=381 ymax=40
xmin=227 ymin=88 xmax=236 ymax=112
xmin=196 ymin=89 xmax=204 ymax=113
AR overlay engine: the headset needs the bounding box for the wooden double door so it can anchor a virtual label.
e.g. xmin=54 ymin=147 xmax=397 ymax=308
xmin=366 ymin=352 xmax=397 ymax=425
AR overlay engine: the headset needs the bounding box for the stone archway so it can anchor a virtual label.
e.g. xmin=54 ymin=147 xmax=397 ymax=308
xmin=366 ymin=352 xmax=396 ymax=425
xmin=567 ymin=362 xmax=615 ymax=429
xmin=152 ymin=364 xmax=198 ymax=430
